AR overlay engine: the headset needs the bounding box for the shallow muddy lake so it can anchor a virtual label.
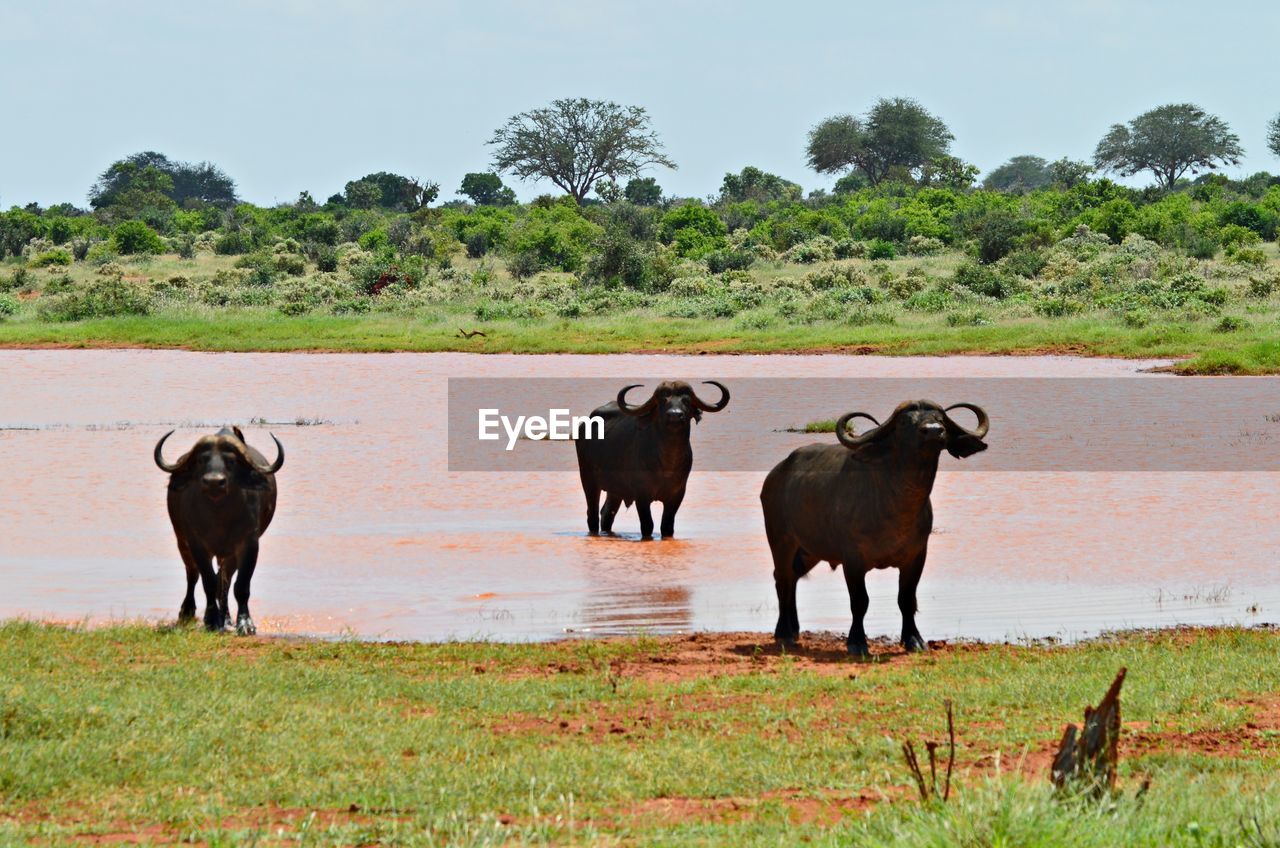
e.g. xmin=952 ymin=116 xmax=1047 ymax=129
xmin=2 ymin=349 xmax=1278 ymax=643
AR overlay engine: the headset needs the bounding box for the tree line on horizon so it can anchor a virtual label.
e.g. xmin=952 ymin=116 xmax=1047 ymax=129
xmin=3 ymin=98 xmax=1279 ymax=218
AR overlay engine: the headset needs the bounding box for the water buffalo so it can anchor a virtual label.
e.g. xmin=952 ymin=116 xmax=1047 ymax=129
xmin=576 ymin=380 xmax=730 ymax=539
xmin=154 ymin=426 xmax=284 ymax=634
xmin=760 ymin=400 xmax=988 ymax=657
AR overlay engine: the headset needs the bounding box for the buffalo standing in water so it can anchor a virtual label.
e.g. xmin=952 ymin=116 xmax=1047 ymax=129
xmin=760 ymin=400 xmax=988 ymax=657
xmin=576 ymin=381 xmax=730 ymax=539
xmin=154 ymin=426 xmax=284 ymax=634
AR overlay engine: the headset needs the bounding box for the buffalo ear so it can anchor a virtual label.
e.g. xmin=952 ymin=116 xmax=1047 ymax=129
xmin=232 ymin=425 xmax=247 ymax=444
xmin=945 ymin=432 xmax=987 ymax=459
xmin=234 ymin=461 xmax=272 ymax=490
xmin=692 ymin=408 xmax=703 ymax=424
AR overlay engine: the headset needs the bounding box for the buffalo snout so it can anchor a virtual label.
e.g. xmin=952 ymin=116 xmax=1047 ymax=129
xmin=201 ymin=471 xmax=229 ymax=498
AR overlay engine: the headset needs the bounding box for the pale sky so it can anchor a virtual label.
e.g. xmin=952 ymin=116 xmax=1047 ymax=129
xmin=2 ymin=0 xmax=1278 ymax=207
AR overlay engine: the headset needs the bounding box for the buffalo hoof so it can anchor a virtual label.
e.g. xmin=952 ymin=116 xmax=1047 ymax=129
xmin=178 ymin=606 xmax=196 ymax=624
xmin=902 ymin=635 xmax=928 ymax=653
xmin=847 ymin=641 xmax=871 ymax=660
xmin=203 ymin=615 xmax=223 ymax=633
xmin=236 ymin=615 xmax=257 ymax=637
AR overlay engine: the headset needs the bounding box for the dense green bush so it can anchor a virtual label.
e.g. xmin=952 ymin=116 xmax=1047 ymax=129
xmin=506 ymin=204 xmax=601 ymax=272
xmin=110 ymin=221 xmax=166 ymax=255
xmin=658 ymin=204 xmax=728 ymax=258
xmin=0 ymin=292 xmax=19 ymax=317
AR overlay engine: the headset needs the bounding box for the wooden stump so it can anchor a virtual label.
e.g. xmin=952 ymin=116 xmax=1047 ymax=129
xmin=1050 ymin=667 xmax=1126 ymax=796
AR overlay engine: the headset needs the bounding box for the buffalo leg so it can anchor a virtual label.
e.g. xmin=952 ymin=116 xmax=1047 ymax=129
xmin=770 ymin=544 xmax=801 ymax=645
xmin=843 ymin=561 xmax=871 ymax=658
xmin=636 ymin=501 xmax=655 ymax=540
xmin=582 ymin=477 xmax=601 ymax=536
xmin=189 ymin=544 xmax=223 ymax=631
xmin=600 ymin=493 xmax=621 ymax=534
xmin=659 ymin=490 xmax=685 ymax=539
xmin=898 ymin=551 xmax=927 ymax=652
xmin=176 ymin=538 xmax=199 ymax=623
xmin=232 ymin=539 xmax=259 ymax=636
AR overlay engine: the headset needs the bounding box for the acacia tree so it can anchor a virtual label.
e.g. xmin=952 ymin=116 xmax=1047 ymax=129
xmin=89 ymin=151 xmax=237 ymax=208
xmin=459 ymin=172 xmax=516 ymax=206
xmin=983 ymin=155 xmax=1052 ymax=193
xmin=1268 ymin=113 xmax=1280 ymax=159
xmin=806 ymin=97 xmax=953 ymax=186
xmin=1093 ymin=104 xmax=1243 ymax=189
xmin=489 ymin=98 xmax=676 ymax=204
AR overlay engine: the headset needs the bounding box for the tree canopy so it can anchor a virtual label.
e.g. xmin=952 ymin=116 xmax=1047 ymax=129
xmin=459 ymin=172 xmax=516 ymax=206
xmin=89 ymin=151 xmax=238 ymax=209
xmin=806 ymin=97 xmax=953 ymax=186
xmin=1093 ymin=104 xmax=1243 ymax=189
xmin=489 ymin=98 xmax=676 ymax=204
xmin=623 ymin=177 xmax=662 ymax=206
xmin=717 ymin=166 xmax=802 ymax=204
xmin=1268 ymin=113 xmax=1280 ymax=159
xmin=983 ymin=155 xmax=1052 ymax=193
xmin=342 ymin=172 xmax=438 ymax=211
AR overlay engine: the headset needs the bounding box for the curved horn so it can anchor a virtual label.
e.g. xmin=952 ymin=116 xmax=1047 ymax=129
xmin=691 ymin=380 xmax=730 ymax=413
xmin=617 ymin=384 xmax=656 ymax=416
xmin=153 ymin=430 xmax=182 ymax=473
xmin=834 ymin=412 xmax=883 ymax=449
xmin=251 ymin=433 xmax=285 ymax=474
xmin=943 ymin=403 xmax=989 ymax=440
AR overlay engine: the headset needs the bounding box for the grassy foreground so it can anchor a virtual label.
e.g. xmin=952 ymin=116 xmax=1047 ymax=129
xmin=4 ymin=622 xmax=1280 ymax=845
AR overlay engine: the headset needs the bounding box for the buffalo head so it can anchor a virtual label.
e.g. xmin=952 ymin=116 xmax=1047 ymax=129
xmin=616 ymin=380 xmax=730 ymax=430
xmin=154 ymin=426 xmax=284 ymax=500
xmin=834 ymin=400 xmax=988 ymax=461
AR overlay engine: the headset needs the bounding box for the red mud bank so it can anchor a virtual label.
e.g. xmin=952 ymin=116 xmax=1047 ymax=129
xmin=1 ymin=350 xmax=1277 ymax=643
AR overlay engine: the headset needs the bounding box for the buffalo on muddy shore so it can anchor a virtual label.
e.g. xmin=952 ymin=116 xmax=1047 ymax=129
xmin=154 ymin=426 xmax=284 ymax=634
xmin=760 ymin=400 xmax=989 ymax=657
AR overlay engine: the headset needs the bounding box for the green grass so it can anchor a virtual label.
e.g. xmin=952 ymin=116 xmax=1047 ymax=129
xmin=4 ymin=622 xmax=1280 ymax=845
xmin=5 ymin=247 xmax=1280 ymax=373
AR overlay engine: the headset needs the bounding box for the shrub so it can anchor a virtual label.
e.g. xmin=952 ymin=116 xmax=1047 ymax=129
xmin=704 ymin=247 xmax=755 ymax=273
xmin=358 ymin=228 xmax=389 ymax=251
xmin=657 ymin=204 xmax=728 ymax=258
xmin=38 ymin=277 xmax=152 ymax=321
xmin=1215 ymin=315 xmax=1247 ymax=333
xmin=506 ymin=250 xmax=541 ymax=280
xmin=1226 ymin=247 xmax=1267 ymax=267
xmin=1247 ymin=274 xmax=1278 ymax=298
xmin=866 ymin=239 xmax=896 ymax=260
xmin=314 ymin=246 xmax=339 ymax=272
xmin=946 ymin=309 xmax=990 ymax=326
xmin=783 ymin=236 xmax=837 ymax=264
xmin=110 ymin=221 xmax=166 ymax=255
xmin=801 ymin=263 xmax=868 ymax=291
xmin=965 ymin=207 xmax=1023 ymax=264
xmin=213 ymin=231 xmax=253 ymax=255
xmin=30 ymin=249 xmax=73 ymax=267
xmin=1004 ymin=249 xmax=1047 ymax=278
xmin=584 ymin=229 xmax=652 ymax=289
xmin=506 ymin=205 xmax=602 ymax=272
xmin=833 ymin=238 xmax=865 ymax=259
xmin=1032 ymin=294 xmax=1085 ymax=317
xmin=904 ymin=285 xmax=954 ymax=312
xmin=905 ymin=235 xmax=944 ymax=256
xmin=954 ymin=262 xmax=1019 ymax=299
xmin=1218 ymin=224 xmax=1262 ymax=249
xmin=1122 ymin=309 xmax=1151 ymax=328
xmin=0 ymin=292 xmax=19 ymax=318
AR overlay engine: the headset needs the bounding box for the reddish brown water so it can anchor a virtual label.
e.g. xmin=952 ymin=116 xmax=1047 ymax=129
xmin=2 ymin=350 xmax=1276 ymax=643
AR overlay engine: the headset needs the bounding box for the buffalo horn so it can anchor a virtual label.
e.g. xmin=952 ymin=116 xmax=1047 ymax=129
xmin=943 ymin=403 xmax=989 ymax=439
xmin=153 ymin=430 xmax=182 ymax=473
xmin=835 ymin=412 xmax=883 ymax=448
xmin=691 ymin=380 xmax=730 ymax=413
xmin=617 ymin=384 xmax=656 ymax=416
